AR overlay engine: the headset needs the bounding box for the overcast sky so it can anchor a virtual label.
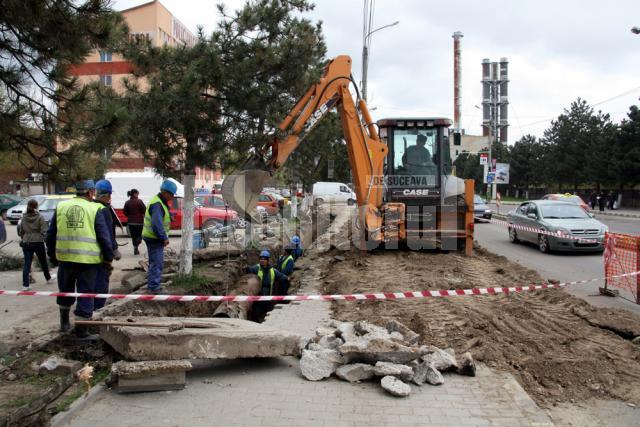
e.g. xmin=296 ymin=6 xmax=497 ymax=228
xmin=114 ymin=0 xmax=640 ymax=141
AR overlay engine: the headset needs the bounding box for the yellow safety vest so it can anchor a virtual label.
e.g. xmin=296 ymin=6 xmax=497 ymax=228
xmin=55 ymin=197 xmax=104 ymax=264
xmin=257 ymin=266 xmax=276 ymax=295
xmin=142 ymin=195 xmax=171 ymax=240
xmin=278 ymin=255 xmax=294 ymax=273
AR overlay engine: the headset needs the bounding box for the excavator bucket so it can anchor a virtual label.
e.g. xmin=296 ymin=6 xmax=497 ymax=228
xmin=221 ymin=157 xmax=271 ymax=221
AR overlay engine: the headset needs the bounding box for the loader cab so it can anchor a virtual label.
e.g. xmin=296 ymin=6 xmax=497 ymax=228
xmin=377 ymin=117 xmax=453 ymax=206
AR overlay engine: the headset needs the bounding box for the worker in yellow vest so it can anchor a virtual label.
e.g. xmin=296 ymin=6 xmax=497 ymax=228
xmin=46 ymin=180 xmax=115 ymax=340
xmin=245 ymin=249 xmax=289 ymax=321
xmin=142 ymin=180 xmax=177 ymax=294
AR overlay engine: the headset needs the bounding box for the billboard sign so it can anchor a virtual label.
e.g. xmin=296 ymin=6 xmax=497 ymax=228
xmin=495 ymin=163 xmax=510 ymax=184
xmin=479 ymin=153 xmax=488 ymax=165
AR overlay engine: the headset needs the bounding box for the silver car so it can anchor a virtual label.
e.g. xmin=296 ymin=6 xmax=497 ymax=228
xmin=7 ymin=195 xmax=47 ymax=224
xmin=507 ymin=200 xmax=607 ymax=253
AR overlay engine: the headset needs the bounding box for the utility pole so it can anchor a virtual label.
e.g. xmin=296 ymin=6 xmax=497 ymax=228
xmin=361 ymin=1 xmax=398 ymax=101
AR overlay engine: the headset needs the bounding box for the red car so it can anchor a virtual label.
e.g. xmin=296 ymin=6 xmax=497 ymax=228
xmin=257 ymin=193 xmax=280 ymax=216
xmin=115 ymin=197 xmax=238 ymax=230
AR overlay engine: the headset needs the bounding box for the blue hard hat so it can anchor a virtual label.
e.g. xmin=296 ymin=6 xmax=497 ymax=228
xmin=291 ymin=236 xmax=301 ymax=245
xmin=75 ymin=179 xmax=95 ymax=192
xmin=160 ymin=180 xmax=178 ymax=196
xmin=260 ymin=250 xmax=271 ymax=258
xmin=95 ymin=179 xmax=112 ymax=194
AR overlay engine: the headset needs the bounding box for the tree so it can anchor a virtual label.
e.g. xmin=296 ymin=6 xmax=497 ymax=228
xmin=453 ymin=152 xmax=483 ymax=193
xmin=0 ymin=0 xmax=127 ymax=175
xmin=509 ymin=135 xmax=543 ymax=190
xmin=611 ymin=104 xmax=640 ymax=193
xmin=211 ymin=0 xmax=327 ymax=170
xmin=542 ymin=98 xmax=613 ymax=191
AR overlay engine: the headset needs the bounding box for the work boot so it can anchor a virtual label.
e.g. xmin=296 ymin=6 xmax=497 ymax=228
xmin=59 ymin=308 xmax=71 ymax=333
xmin=74 ymin=324 xmax=99 ymax=342
xmin=134 ymin=246 xmax=140 ymax=255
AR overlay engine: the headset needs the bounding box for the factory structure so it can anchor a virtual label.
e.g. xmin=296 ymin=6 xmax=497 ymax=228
xmin=449 ymin=31 xmax=509 ymax=160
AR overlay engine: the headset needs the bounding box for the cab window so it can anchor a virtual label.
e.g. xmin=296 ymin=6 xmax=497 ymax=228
xmin=339 ymin=185 xmax=349 ymax=193
xmin=258 ymin=195 xmax=270 ymax=202
xmin=517 ymin=203 xmax=529 ymax=215
xmin=527 ymin=204 xmax=538 ymax=217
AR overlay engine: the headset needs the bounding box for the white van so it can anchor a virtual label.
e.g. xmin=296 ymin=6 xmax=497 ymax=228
xmin=312 ymin=182 xmax=356 ymax=205
xmin=105 ymin=171 xmax=184 ymax=211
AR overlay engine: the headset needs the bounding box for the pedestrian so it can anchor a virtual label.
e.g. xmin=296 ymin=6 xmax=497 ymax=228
xmin=589 ymin=191 xmax=598 ymax=210
xmin=0 ymin=216 xmax=6 ymax=245
xmin=245 ymin=249 xmax=289 ymax=321
xmin=611 ymin=190 xmax=619 ymax=210
xmin=19 ymin=199 xmax=55 ymax=290
xmin=290 ymin=235 xmax=303 ymax=260
xmin=123 ymin=188 xmax=146 ymax=255
xmin=142 ymin=180 xmax=177 ymax=294
xmin=597 ymin=191 xmax=606 ymax=212
xmin=277 ymin=245 xmax=296 ymax=276
xmin=46 ymin=180 xmax=114 ymax=340
xmin=93 ymin=180 xmax=122 ymax=311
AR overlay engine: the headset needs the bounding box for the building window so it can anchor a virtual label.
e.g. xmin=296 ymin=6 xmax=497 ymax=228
xmin=100 ymin=75 xmax=112 ymax=86
xmin=99 ymin=51 xmax=112 ymax=62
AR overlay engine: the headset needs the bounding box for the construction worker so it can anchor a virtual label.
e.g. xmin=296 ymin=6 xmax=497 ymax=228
xmin=277 ymin=245 xmax=295 ymax=276
xmin=246 ymin=249 xmax=289 ymax=322
xmin=291 ymin=235 xmax=303 ymax=260
xmin=142 ymin=180 xmax=177 ymax=294
xmin=46 ymin=180 xmax=114 ymax=339
xmin=93 ymin=180 xmax=121 ymax=310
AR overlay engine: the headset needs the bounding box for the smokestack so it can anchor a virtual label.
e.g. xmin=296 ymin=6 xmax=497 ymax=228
xmin=452 ymin=31 xmax=463 ymax=131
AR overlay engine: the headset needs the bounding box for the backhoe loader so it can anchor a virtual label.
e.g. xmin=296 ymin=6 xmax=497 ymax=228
xmin=222 ymin=55 xmax=474 ymax=252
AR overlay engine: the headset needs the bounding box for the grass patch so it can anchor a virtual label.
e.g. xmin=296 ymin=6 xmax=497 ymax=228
xmin=6 ymin=397 xmax=32 ymax=408
xmin=0 ymin=254 xmax=22 ymax=271
xmin=171 ymin=273 xmax=212 ymax=291
xmin=53 ymin=365 xmax=110 ymax=414
xmin=54 ymin=387 xmax=83 ymax=414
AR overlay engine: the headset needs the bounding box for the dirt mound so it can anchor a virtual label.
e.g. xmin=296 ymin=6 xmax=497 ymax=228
xmin=321 ymin=246 xmax=640 ymax=408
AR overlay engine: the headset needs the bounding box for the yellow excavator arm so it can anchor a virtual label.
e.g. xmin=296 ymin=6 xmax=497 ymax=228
xmin=223 ymin=55 xmax=388 ymax=235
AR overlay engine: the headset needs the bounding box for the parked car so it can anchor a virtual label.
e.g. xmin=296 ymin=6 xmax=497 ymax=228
xmin=312 ymin=182 xmax=356 ymax=205
xmin=257 ymin=193 xmax=280 ymax=216
xmin=38 ymin=195 xmax=74 ymax=227
xmin=542 ymin=193 xmax=589 ymax=212
xmin=473 ymin=195 xmax=492 ymax=221
xmin=7 ymin=195 xmax=47 ymax=224
xmin=507 ymin=200 xmax=606 ymax=253
xmin=0 ymin=194 xmax=23 ymax=220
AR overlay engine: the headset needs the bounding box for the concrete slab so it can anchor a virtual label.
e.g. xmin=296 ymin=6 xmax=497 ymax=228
xmin=99 ymin=317 xmax=301 ymax=361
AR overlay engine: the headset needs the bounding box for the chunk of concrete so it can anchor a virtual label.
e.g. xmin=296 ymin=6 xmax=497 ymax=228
xmin=457 ymin=352 xmax=476 ymax=377
xmin=411 ymin=361 xmax=428 ymax=385
xmin=373 ymin=361 xmax=413 ymax=382
xmin=112 ymin=360 xmax=192 ymax=393
xmin=314 ymin=326 xmax=336 ymax=338
xmin=386 ymin=320 xmax=420 ymax=346
xmin=335 ymin=322 xmax=357 ymax=343
xmin=317 ymin=334 xmax=344 ymax=351
xmin=339 ymin=336 xmax=427 ymax=364
xmin=354 ymin=320 xmax=389 ymax=338
xmin=380 ymin=376 xmax=411 ymax=397
xmin=422 ymin=346 xmax=458 ymax=371
xmin=99 ymin=317 xmax=301 ymax=361
xmin=38 ymin=356 xmax=82 ymax=376
xmin=335 ymin=363 xmax=375 ymax=383
xmin=424 ymin=364 xmax=444 ymax=385
xmin=300 ymin=349 xmax=343 ymax=381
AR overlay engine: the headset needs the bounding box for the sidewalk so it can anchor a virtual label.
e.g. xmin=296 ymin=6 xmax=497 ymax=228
xmin=54 ymin=210 xmax=554 ymax=427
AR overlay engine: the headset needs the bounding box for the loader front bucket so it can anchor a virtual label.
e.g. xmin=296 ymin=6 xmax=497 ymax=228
xmin=221 ymin=158 xmax=272 ymax=221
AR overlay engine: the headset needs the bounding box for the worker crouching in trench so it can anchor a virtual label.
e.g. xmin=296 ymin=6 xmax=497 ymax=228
xmin=245 ymin=249 xmax=290 ymax=322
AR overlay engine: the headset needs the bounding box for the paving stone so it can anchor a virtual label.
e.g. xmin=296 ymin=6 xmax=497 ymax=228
xmin=335 ymin=363 xmax=375 ymax=383
xmin=380 ymin=375 xmax=411 ymax=397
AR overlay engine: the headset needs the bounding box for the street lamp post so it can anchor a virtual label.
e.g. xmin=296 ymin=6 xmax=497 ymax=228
xmin=361 ymin=20 xmax=399 ymax=101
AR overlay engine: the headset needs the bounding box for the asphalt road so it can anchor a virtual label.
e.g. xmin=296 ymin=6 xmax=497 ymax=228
xmin=474 ymin=214 xmax=640 ymax=314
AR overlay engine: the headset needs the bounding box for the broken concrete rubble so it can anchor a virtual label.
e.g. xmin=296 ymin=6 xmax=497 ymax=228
xmin=457 ymin=352 xmax=476 ymax=377
xmin=421 ymin=346 xmax=458 ymax=371
xmin=38 ymin=356 xmax=82 ymax=376
xmin=335 ymin=363 xmax=375 ymax=383
xmin=424 ymin=363 xmax=444 ymax=385
xmin=339 ymin=336 xmax=427 ymax=364
xmin=372 ymin=361 xmax=413 ymax=382
xmin=380 ymin=375 xmax=411 ymax=397
xmin=386 ymin=319 xmax=420 ymax=346
xmin=300 ymin=349 xmax=343 ymax=381
xmin=111 ymin=360 xmax=192 ymax=393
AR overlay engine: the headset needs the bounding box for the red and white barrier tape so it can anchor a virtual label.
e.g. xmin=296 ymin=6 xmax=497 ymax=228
xmin=488 ymin=218 xmax=601 ymax=243
xmin=1 ymin=272 xmax=638 ymax=302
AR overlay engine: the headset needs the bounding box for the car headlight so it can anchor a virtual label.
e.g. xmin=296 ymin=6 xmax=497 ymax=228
xmin=600 ymin=226 xmax=608 ymax=234
xmin=554 ymin=227 xmax=570 ymax=237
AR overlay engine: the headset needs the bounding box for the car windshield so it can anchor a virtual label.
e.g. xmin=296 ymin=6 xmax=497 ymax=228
xmin=540 ymin=204 xmax=589 ymax=219
xmin=473 ymin=195 xmax=485 ymax=204
xmin=39 ymin=198 xmax=65 ymax=210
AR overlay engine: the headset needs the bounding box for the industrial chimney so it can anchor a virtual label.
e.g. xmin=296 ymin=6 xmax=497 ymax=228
xmin=452 ymin=31 xmax=463 ymax=132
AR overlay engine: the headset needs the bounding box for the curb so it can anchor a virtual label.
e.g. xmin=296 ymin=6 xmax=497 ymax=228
xmin=50 ymin=383 xmax=106 ymax=427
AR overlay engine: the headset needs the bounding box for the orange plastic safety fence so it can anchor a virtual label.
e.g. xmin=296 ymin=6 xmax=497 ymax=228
xmin=604 ymin=232 xmax=640 ymax=304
